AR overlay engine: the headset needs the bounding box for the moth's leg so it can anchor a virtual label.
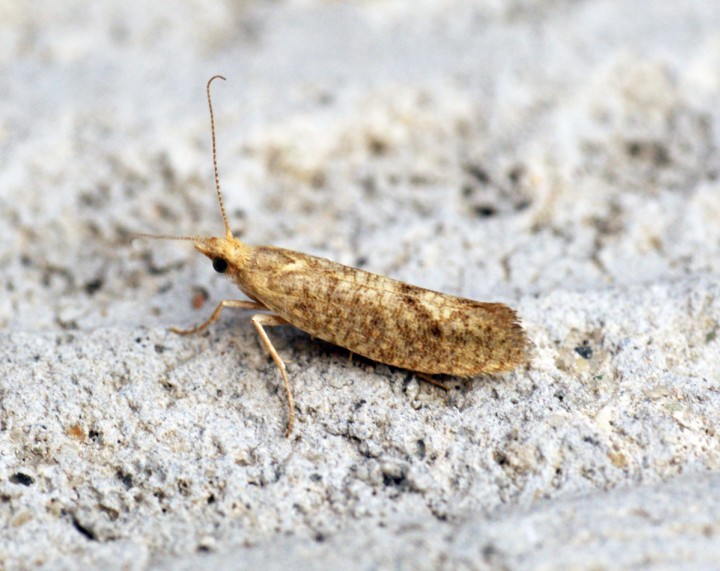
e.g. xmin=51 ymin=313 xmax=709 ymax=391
xmin=251 ymin=313 xmax=295 ymax=437
xmin=416 ymin=373 xmax=450 ymax=391
xmin=170 ymin=300 xmax=267 ymax=335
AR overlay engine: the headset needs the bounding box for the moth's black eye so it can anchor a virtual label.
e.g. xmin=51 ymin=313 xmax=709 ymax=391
xmin=212 ymin=258 xmax=228 ymax=273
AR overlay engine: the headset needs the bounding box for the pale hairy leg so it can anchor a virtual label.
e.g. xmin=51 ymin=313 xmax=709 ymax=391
xmin=170 ymin=300 xmax=267 ymax=335
xmin=251 ymin=313 xmax=295 ymax=437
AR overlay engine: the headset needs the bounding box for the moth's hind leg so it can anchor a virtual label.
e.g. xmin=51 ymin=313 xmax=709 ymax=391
xmin=170 ymin=300 xmax=267 ymax=335
xmin=415 ymin=373 xmax=450 ymax=391
xmin=251 ymin=313 xmax=295 ymax=437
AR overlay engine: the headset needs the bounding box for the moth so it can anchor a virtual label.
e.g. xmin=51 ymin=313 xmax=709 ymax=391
xmin=141 ymin=76 xmax=529 ymax=436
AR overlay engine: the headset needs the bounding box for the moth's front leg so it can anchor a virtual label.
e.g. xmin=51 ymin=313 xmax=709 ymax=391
xmin=170 ymin=300 xmax=267 ymax=335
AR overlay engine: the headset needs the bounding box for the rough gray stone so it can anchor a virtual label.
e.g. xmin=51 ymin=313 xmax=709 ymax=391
xmin=1 ymin=1 xmax=719 ymax=569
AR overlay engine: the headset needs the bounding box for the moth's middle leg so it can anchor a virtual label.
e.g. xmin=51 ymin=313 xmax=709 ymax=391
xmin=251 ymin=313 xmax=295 ymax=437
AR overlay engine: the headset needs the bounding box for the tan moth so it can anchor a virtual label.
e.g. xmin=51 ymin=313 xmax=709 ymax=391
xmin=141 ymin=76 xmax=529 ymax=436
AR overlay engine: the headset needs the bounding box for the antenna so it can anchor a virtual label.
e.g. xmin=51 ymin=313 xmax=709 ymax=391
xmin=130 ymin=233 xmax=203 ymax=244
xmin=133 ymin=76 xmax=232 ymax=247
xmin=206 ymin=75 xmax=232 ymax=239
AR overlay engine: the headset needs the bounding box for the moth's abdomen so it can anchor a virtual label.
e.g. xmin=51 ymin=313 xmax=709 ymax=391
xmin=236 ymin=247 xmax=528 ymax=376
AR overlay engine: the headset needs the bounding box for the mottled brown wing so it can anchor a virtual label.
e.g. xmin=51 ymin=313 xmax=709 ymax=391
xmin=233 ymin=247 xmax=528 ymax=376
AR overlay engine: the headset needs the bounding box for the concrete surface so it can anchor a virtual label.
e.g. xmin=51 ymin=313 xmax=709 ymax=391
xmin=1 ymin=1 xmax=719 ymax=569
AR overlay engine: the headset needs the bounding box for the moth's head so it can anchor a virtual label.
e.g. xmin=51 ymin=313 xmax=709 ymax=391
xmin=193 ymin=235 xmax=251 ymax=277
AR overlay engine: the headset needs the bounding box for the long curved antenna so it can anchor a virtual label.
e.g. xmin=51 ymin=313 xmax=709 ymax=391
xmin=207 ymin=75 xmax=232 ymax=239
